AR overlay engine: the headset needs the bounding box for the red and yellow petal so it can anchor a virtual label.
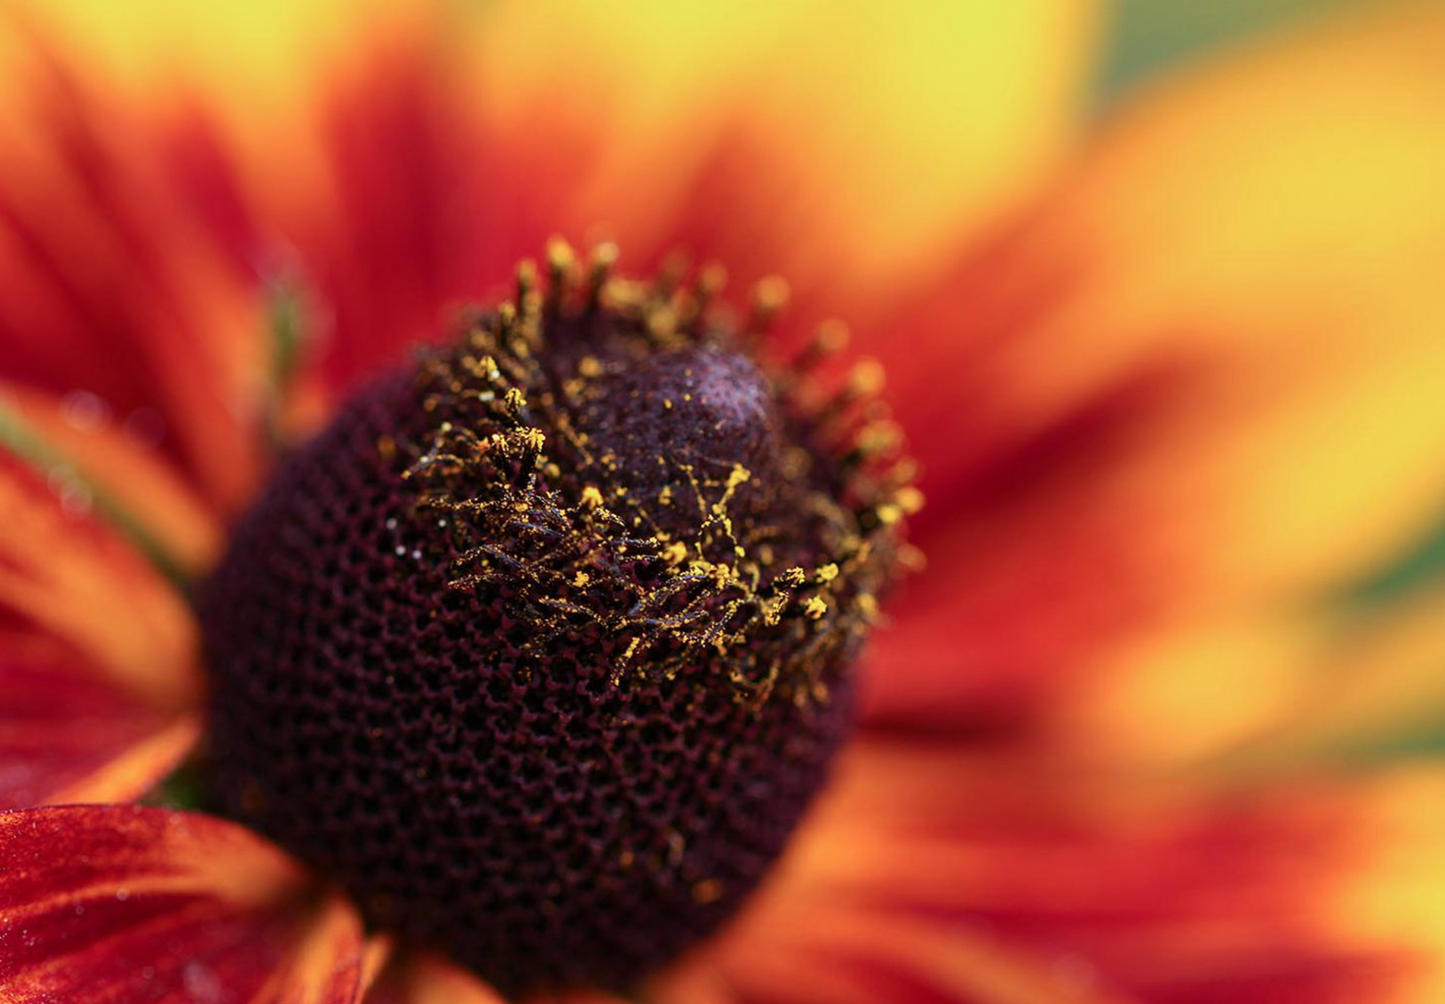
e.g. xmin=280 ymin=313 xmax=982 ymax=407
xmin=0 ymin=454 xmax=197 ymax=709
xmin=0 ymin=647 xmax=198 ymax=810
xmin=0 ymin=454 xmax=200 ymax=808
xmin=862 ymin=0 xmax=1445 ymax=746
xmin=0 ymin=9 xmax=271 ymax=514
xmin=0 ymin=385 xmax=222 ymax=575
xmin=14 ymin=0 xmax=1104 ymax=404
xmin=664 ymin=738 xmax=1445 ymax=1004
xmin=0 ymin=804 xmax=365 ymax=1003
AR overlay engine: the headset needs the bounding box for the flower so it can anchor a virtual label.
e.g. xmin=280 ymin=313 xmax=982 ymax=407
xmin=3 ymin=1 xmax=1445 ymax=1002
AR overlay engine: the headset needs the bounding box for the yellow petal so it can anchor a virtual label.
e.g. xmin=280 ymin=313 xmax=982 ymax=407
xmin=464 ymin=0 xmax=1104 ymax=291
xmin=873 ymin=0 xmax=1445 ymax=755
xmin=959 ymin=0 xmax=1445 ymax=599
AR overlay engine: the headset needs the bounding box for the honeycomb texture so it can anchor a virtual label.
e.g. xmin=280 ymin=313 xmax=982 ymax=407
xmin=199 ymin=341 xmax=858 ymax=996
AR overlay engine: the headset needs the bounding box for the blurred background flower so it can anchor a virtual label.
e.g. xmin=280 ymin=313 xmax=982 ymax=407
xmin=2 ymin=1 xmax=1445 ymax=1002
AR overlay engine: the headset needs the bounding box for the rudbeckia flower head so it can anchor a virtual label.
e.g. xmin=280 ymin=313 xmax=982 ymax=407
xmin=199 ymin=246 xmax=912 ymax=995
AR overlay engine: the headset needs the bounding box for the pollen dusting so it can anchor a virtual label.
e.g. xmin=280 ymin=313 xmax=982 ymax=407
xmin=402 ymin=239 xmax=918 ymax=706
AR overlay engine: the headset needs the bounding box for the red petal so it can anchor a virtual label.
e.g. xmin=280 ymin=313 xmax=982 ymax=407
xmin=0 ymin=650 xmax=197 ymax=809
xmin=0 ymin=805 xmax=365 ymax=1003
xmin=664 ymin=738 xmax=1445 ymax=1004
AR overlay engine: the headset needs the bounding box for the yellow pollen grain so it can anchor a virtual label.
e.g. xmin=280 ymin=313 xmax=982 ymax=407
xmin=504 ymin=387 xmax=527 ymax=413
xmin=876 ymin=503 xmax=903 ymax=526
xmin=662 ymin=541 xmax=688 ymax=566
xmin=658 ymin=485 xmax=674 ymax=506
xmin=578 ymin=355 xmax=602 ymax=378
xmin=546 ymin=236 xmax=576 ymax=272
xmin=895 ymin=485 xmax=925 ymax=515
xmin=580 ymin=485 xmax=604 ymax=509
xmin=848 ymin=359 xmax=886 ymax=397
xmin=804 ymin=596 xmax=828 ymax=620
xmin=572 ymin=571 xmax=590 ymax=588
xmin=816 ymin=563 xmax=839 ymax=584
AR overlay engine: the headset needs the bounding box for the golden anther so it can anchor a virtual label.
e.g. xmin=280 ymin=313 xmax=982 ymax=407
xmin=847 ymin=358 xmax=886 ymax=398
xmin=545 ymin=236 xmax=576 ymax=273
xmin=777 ymin=566 xmax=807 ymax=589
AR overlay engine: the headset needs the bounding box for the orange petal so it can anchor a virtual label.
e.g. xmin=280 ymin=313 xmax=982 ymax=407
xmin=665 ymin=738 xmax=1445 ymax=1004
xmin=0 ymin=453 xmax=198 ymax=708
xmin=0 ymin=804 xmax=366 ymax=1003
xmin=863 ymin=0 xmax=1445 ymax=733
xmin=0 ymin=453 xmax=202 ymax=808
xmin=362 ymin=950 xmax=505 ymax=1004
xmin=0 ymin=386 xmax=222 ymax=579
xmin=361 ymin=945 xmax=638 ymax=1004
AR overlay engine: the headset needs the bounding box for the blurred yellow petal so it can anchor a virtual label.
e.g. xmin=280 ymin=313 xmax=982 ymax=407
xmin=867 ymin=0 xmax=1445 ymax=744
xmin=978 ymin=0 xmax=1445 ymax=596
xmin=1153 ymin=583 xmax=1445 ymax=778
xmin=466 ymin=0 xmax=1104 ymax=293
xmin=0 ymin=0 xmax=435 ymax=109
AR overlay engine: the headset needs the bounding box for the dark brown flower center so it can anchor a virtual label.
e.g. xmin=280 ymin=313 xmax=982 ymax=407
xmin=199 ymin=245 xmax=916 ymax=997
